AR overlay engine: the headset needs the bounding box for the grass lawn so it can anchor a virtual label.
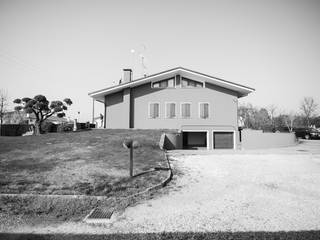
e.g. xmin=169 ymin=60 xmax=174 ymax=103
xmin=0 ymin=129 xmax=168 ymax=196
xmin=0 ymin=129 xmax=170 ymax=223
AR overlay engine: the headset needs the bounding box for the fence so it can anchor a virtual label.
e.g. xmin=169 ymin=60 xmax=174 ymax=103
xmin=241 ymin=129 xmax=297 ymax=149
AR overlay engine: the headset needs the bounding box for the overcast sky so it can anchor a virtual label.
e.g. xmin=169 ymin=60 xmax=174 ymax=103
xmin=1 ymin=0 xmax=320 ymax=122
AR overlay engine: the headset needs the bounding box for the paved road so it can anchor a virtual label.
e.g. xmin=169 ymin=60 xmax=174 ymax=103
xmin=3 ymin=140 xmax=320 ymax=234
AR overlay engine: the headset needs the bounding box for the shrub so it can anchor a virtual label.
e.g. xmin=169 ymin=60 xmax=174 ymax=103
xmin=41 ymin=122 xmax=57 ymax=133
xmin=0 ymin=124 xmax=31 ymax=136
xmin=57 ymin=123 xmax=73 ymax=132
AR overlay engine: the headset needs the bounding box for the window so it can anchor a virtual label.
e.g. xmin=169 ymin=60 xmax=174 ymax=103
xmin=152 ymin=78 xmax=175 ymax=88
xmin=165 ymin=102 xmax=176 ymax=118
xmin=199 ymin=103 xmax=209 ymax=119
xmin=159 ymin=80 xmax=168 ymax=88
xmin=167 ymin=78 xmax=174 ymax=87
xmin=149 ymin=103 xmax=160 ymax=118
xmin=153 ymin=82 xmax=160 ymax=88
xmin=181 ymin=77 xmax=203 ymax=88
xmin=181 ymin=103 xmax=191 ymax=118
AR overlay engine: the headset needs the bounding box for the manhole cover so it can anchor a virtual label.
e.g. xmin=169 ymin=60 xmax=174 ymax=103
xmin=86 ymin=208 xmax=113 ymax=219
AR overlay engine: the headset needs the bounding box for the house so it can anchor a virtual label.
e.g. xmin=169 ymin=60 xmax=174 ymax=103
xmin=88 ymin=67 xmax=254 ymax=150
xmin=2 ymin=111 xmax=69 ymax=125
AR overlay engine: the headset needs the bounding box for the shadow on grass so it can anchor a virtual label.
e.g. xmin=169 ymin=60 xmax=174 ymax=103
xmin=1 ymin=231 xmax=320 ymax=240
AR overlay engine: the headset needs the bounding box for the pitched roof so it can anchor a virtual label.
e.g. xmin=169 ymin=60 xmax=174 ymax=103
xmin=88 ymin=67 xmax=255 ymax=102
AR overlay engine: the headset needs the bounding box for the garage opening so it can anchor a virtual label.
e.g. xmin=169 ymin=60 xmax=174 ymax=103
xmin=182 ymin=131 xmax=207 ymax=149
xmin=213 ymin=132 xmax=234 ymax=149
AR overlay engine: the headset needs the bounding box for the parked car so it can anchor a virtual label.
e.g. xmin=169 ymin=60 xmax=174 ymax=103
xmin=294 ymin=128 xmax=320 ymax=139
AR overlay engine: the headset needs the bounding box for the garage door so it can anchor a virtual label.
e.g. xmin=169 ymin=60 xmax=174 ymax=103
xmin=213 ymin=132 xmax=234 ymax=149
xmin=182 ymin=131 xmax=207 ymax=149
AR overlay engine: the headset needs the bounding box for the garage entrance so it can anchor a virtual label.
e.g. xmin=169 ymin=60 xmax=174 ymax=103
xmin=213 ymin=132 xmax=234 ymax=149
xmin=182 ymin=131 xmax=208 ymax=149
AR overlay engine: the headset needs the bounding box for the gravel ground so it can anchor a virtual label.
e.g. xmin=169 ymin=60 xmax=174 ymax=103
xmin=2 ymin=140 xmax=320 ymax=233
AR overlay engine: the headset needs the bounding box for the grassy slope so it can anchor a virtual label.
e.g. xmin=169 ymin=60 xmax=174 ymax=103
xmin=0 ymin=129 xmax=172 ymax=224
xmin=0 ymin=129 xmax=168 ymax=196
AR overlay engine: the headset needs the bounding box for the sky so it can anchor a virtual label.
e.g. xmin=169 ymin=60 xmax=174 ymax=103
xmin=1 ymin=0 xmax=320 ymax=122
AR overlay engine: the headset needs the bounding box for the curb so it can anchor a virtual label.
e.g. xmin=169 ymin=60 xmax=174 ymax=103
xmin=83 ymin=151 xmax=173 ymax=223
xmin=0 ymin=193 xmax=108 ymax=200
xmin=123 ymin=151 xmax=173 ymax=200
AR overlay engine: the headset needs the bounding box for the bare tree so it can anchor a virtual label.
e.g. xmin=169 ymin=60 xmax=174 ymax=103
xmin=238 ymin=103 xmax=257 ymax=129
xmin=267 ymin=104 xmax=277 ymax=128
xmin=300 ymin=97 xmax=318 ymax=127
xmin=283 ymin=112 xmax=296 ymax=132
xmin=0 ymin=89 xmax=8 ymax=136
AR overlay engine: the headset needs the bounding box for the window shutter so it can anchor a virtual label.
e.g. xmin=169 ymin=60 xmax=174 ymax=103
xmin=150 ymin=103 xmax=154 ymax=118
xmin=200 ymin=104 xmax=204 ymax=118
xmin=166 ymin=103 xmax=170 ymax=118
xmin=170 ymin=103 xmax=175 ymax=118
xmin=200 ymin=103 xmax=209 ymax=119
xmin=186 ymin=104 xmax=190 ymax=117
xmin=150 ymin=103 xmax=159 ymax=118
xmin=154 ymin=103 xmax=159 ymax=118
xmin=204 ymin=103 xmax=209 ymax=118
xmin=182 ymin=103 xmax=190 ymax=118
xmin=166 ymin=103 xmax=176 ymax=118
xmin=182 ymin=104 xmax=186 ymax=117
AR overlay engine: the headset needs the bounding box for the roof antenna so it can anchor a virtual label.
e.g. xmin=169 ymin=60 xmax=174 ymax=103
xmin=130 ymin=44 xmax=148 ymax=78
xmin=140 ymin=53 xmax=147 ymax=77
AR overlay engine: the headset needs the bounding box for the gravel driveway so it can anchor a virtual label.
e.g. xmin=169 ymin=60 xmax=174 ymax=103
xmin=110 ymin=140 xmax=320 ymax=232
xmin=5 ymin=140 xmax=320 ymax=233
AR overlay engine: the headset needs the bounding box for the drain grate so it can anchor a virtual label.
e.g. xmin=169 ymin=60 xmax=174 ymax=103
xmin=86 ymin=208 xmax=114 ymax=219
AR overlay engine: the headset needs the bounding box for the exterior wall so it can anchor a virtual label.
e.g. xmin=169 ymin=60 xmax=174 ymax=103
xmin=131 ymin=82 xmax=238 ymax=129
xmin=105 ymin=90 xmax=130 ymax=128
xmin=241 ymin=129 xmax=297 ymax=149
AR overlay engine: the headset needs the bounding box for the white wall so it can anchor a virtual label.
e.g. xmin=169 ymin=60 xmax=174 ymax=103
xmin=241 ymin=129 xmax=297 ymax=149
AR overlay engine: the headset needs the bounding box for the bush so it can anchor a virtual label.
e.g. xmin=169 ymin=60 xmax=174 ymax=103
xmin=0 ymin=124 xmax=31 ymax=136
xmin=77 ymin=123 xmax=86 ymax=130
xmin=41 ymin=122 xmax=57 ymax=133
xmin=57 ymin=123 xmax=73 ymax=132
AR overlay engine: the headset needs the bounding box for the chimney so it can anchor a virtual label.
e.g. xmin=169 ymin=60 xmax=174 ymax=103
xmin=122 ymin=69 xmax=132 ymax=83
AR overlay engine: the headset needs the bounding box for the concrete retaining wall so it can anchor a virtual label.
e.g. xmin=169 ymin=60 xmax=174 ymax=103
xmin=160 ymin=132 xmax=182 ymax=150
xmin=241 ymin=129 xmax=297 ymax=149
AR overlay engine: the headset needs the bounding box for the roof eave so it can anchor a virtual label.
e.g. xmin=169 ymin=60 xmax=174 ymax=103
xmin=88 ymin=67 xmax=255 ymax=99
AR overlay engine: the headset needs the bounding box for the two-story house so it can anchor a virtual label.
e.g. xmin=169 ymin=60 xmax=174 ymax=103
xmin=88 ymin=67 xmax=254 ymax=150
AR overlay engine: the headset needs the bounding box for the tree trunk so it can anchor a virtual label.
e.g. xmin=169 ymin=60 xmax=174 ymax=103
xmin=34 ymin=121 xmax=41 ymax=135
xmin=0 ymin=116 xmax=2 ymax=136
xmin=306 ymin=118 xmax=310 ymax=128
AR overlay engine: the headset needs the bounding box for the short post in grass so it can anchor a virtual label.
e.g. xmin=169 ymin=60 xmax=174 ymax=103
xmin=123 ymin=139 xmax=139 ymax=177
